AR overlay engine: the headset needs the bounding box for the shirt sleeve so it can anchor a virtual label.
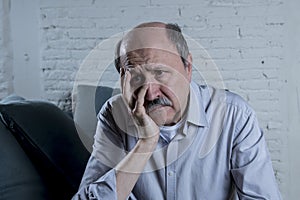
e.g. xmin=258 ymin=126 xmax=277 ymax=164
xmin=230 ymin=110 xmax=282 ymax=199
xmin=72 ymin=100 xmax=137 ymax=200
xmin=72 ymin=156 xmax=137 ymax=200
xmin=72 ymin=159 xmax=117 ymax=200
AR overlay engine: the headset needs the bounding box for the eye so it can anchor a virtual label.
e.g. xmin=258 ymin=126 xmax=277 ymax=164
xmin=154 ymin=70 xmax=165 ymax=77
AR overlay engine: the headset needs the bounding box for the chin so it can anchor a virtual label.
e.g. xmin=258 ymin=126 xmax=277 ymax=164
xmin=148 ymin=107 xmax=175 ymax=126
xmin=152 ymin=117 xmax=170 ymax=126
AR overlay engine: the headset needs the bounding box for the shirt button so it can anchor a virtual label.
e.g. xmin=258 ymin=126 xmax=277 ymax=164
xmin=168 ymin=171 xmax=173 ymax=176
xmin=89 ymin=191 xmax=96 ymax=199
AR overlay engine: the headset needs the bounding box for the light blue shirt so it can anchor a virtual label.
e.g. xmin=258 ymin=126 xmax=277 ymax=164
xmin=73 ymin=82 xmax=282 ymax=200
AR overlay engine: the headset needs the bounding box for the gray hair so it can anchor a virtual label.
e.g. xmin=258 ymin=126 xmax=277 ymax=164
xmin=114 ymin=23 xmax=189 ymax=73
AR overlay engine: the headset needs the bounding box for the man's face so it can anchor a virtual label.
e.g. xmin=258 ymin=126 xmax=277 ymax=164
xmin=120 ymin=28 xmax=192 ymax=126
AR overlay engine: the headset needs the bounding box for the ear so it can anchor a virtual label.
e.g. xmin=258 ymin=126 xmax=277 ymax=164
xmin=185 ymin=53 xmax=193 ymax=82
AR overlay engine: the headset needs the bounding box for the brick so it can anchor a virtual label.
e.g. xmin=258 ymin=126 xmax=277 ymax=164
xmin=238 ymin=79 xmax=273 ymax=90
xmin=235 ymin=4 xmax=283 ymax=16
xmin=42 ymin=28 xmax=65 ymax=40
xmin=67 ymin=39 xmax=96 ymax=50
xmin=44 ymin=39 xmax=69 ymax=50
xmin=44 ymin=89 xmax=70 ymax=102
xmin=67 ymin=7 xmax=114 ymax=18
xmin=42 ymin=18 xmax=96 ymax=29
xmin=40 ymin=0 xmax=94 ymax=8
xmin=150 ymin=0 xmax=200 ymax=6
xmin=67 ymin=28 xmax=113 ymax=39
xmin=44 ymin=79 xmax=74 ymax=90
xmin=251 ymin=100 xmax=280 ymax=112
xmin=43 ymin=70 xmax=68 ymax=81
xmin=42 ymin=49 xmax=71 ymax=60
xmin=222 ymin=69 xmax=271 ymax=81
xmin=94 ymin=0 xmax=149 ymax=7
xmin=70 ymin=49 xmax=92 ymax=61
xmin=40 ymin=7 xmax=69 ymax=19
xmin=215 ymin=57 xmax=283 ymax=70
xmin=42 ymin=59 xmax=80 ymax=70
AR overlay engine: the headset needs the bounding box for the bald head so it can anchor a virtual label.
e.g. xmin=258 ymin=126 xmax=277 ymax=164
xmin=114 ymin=22 xmax=190 ymax=73
xmin=120 ymin=22 xmax=176 ymax=57
xmin=135 ymin=21 xmax=166 ymax=29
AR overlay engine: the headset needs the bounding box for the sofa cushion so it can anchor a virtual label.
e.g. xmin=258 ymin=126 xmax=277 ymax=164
xmin=73 ymin=85 xmax=120 ymax=152
xmin=0 ymin=96 xmax=90 ymax=199
xmin=0 ymin=94 xmax=25 ymax=104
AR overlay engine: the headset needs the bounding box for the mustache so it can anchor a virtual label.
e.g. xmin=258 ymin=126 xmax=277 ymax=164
xmin=144 ymin=96 xmax=172 ymax=113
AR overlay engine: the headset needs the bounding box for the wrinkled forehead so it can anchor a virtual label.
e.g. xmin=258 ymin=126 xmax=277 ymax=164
xmin=119 ymin=27 xmax=179 ymax=57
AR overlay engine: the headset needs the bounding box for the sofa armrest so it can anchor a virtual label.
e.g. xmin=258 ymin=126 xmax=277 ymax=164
xmin=0 ymin=95 xmax=90 ymax=199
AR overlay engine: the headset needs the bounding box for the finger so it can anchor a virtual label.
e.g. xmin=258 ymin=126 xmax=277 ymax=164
xmin=133 ymin=84 xmax=148 ymax=116
xmin=122 ymin=70 xmax=134 ymax=109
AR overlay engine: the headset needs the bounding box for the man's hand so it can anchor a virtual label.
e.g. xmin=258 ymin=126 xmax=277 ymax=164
xmin=114 ymin=70 xmax=160 ymax=200
xmin=122 ymin=70 xmax=160 ymax=143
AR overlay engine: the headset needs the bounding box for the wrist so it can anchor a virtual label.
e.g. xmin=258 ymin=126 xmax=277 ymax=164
xmin=137 ymin=134 xmax=159 ymax=152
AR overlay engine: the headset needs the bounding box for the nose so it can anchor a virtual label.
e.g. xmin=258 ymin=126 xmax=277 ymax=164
xmin=145 ymin=82 xmax=160 ymax=101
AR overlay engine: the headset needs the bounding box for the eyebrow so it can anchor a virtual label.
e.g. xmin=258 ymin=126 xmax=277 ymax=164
xmin=144 ymin=63 xmax=170 ymax=71
xmin=130 ymin=64 xmax=170 ymax=74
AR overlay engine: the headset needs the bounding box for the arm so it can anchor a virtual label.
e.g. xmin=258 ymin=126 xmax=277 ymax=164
xmin=73 ymin=71 xmax=160 ymax=200
xmin=116 ymin=71 xmax=160 ymax=200
xmin=230 ymin=111 xmax=282 ymax=199
xmin=115 ymin=135 xmax=158 ymax=200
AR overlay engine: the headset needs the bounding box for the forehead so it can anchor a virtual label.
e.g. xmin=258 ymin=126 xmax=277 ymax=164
xmin=120 ymin=27 xmax=179 ymax=58
xmin=125 ymin=48 xmax=176 ymax=65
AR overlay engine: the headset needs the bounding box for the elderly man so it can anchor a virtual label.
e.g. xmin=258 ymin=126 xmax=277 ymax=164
xmin=73 ymin=22 xmax=282 ymax=200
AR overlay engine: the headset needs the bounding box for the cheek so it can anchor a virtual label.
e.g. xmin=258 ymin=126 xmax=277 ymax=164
xmin=161 ymin=81 xmax=190 ymax=111
xmin=160 ymin=86 xmax=182 ymax=108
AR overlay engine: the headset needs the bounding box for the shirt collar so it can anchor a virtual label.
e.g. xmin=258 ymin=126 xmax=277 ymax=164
xmin=185 ymin=81 xmax=209 ymax=128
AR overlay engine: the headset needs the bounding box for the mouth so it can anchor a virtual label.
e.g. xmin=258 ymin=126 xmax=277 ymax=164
xmin=146 ymin=104 xmax=170 ymax=114
xmin=144 ymin=97 xmax=172 ymax=114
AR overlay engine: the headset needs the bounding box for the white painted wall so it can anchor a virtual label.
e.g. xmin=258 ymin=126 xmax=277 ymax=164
xmin=10 ymin=0 xmax=43 ymax=99
xmin=285 ymin=0 xmax=300 ymax=199
xmin=0 ymin=0 xmax=13 ymax=98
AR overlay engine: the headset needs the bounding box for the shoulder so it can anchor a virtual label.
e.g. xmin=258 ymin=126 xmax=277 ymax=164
xmin=194 ymin=83 xmax=261 ymax=141
xmin=97 ymin=94 xmax=135 ymax=133
xmin=191 ymin=83 xmax=255 ymax=129
xmin=194 ymin=82 xmax=254 ymax=116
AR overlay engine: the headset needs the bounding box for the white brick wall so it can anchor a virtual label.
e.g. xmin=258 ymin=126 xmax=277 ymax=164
xmin=2 ymin=0 xmax=299 ymax=198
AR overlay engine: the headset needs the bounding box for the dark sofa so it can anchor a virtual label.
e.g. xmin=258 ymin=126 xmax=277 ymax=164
xmin=0 ymin=86 xmax=119 ymax=200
